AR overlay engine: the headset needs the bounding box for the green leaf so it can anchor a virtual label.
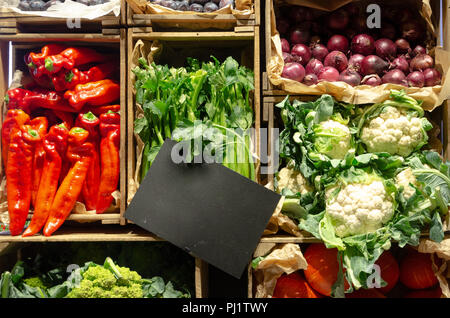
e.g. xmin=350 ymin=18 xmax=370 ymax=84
xmin=429 ymin=211 xmax=444 ymax=242
xmin=314 ymin=95 xmax=334 ymax=124
xmin=251 ymin=256 xmax=265 ymax=269
xmin=318 ymin=213 xmax=346 ymax=251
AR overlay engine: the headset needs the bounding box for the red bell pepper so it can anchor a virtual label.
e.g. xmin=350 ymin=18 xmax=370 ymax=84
xmin=22 ymin=124 xmax=69 ymax=237
xmin=96 ymin=111 xmax=120 ymax=214
xmin=26 ymin=44 xmax=67 ymax=71
xmin=6 ymin=88 xmax=78 ymax=113
xmin=80 ymin=104 xmax=120 ymax=116
xmin=64 ymin=79 xmax=120 ymax=110
xmin=30 ymin=117 xmax=49 ymax=208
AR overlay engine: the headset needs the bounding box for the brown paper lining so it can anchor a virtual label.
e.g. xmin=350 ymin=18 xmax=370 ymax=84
xmin=0 ymin=71 xmax=121 ymax=230
xmin=267 ymin=0 xmax=450 ymax=110
xmin=253 ymin=243 xmax=308 ymax=298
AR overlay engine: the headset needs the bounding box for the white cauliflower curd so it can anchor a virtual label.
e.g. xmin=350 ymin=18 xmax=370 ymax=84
xmin=325 ymin=173 xmax=395 ymax=237
xmin=313 ymin=120 xmax=352 ymax=159
xmin=360 ymin=106 xmax=426 ymax=157
xmin=395 ymin=168 xmax=419 ymax=200
xmin=276 ymin=167 xmax=313 ymax=194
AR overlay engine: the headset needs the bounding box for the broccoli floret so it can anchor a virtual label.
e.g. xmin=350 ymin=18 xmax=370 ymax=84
xmin=23 ymin=277 xmax=48 ymax=290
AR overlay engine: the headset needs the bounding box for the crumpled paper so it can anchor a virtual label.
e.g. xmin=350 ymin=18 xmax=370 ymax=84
xmin=253 ymin=243 xmax=308 ymax=298
xmin=419 ymin=238 xmax=450 ymax=298
xmin=0 ymin=0 xmax=120 ymax=19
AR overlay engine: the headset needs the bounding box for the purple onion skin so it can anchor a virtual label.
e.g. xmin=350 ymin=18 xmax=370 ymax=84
xmin=305 ymin=59 xmax=324 ymax=76
xmin=311 ymin=43 xmax=329 ymax=62
xmin=361 ymin=74 xmax=382 ymax=86
xmin=318 ymin=66 xmax=340 ymax=82
xmin=360 ymin=55 xmax=389 ymax=76
xmin=410 ymin=54 xmax=434 ymax=71
xmin=282 ymin=62 xmax=305 ymax=82
xmin=391 ymin=56 xmax=409 ymax=74
xmin=281 ymin=38 xmax=290 ymax=53
xmin=351 ymin=34 xmax=375 ymax=56
xmin=282 ymin=52 xmax=294 ymax=63
xmin=324 ymin=51 xmax=348 ymax=73
xmin=303 ymin=73 xmax=318 ymax=85
xmin=395 ymin=38 xmax=412 ymax=55
xmin=423 ymin=68 xmax=442 ymax=86
xmin=290 ymin=28 xmax=310 ymax=45
xmin=382 ymin=69 xmax=407 ymax=86
xmin=327 ymin=35 xmax=349 ymax=53
xmin=338 ymin=69 xmax=361 ymax=86
xmin=291 ymin=44 xmax=312 ymax=66
xmin=348 ymin=54 xmax=365 ymax=73
xmin=407 ymin=71 xmax=425 ymax=87
xmin=412 ymin=45 xmax=427 ymax=57
xmin=375 ymin=38 xmax=397 ymax=60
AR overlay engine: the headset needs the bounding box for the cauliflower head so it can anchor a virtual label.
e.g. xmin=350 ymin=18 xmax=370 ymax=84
xmin=325 ymin=171 xmax=395 ymax=237
xmin=313 ymin=119 xmax=352 ymax=159
xmin=276 ymin=167 xmax=313 ymax=194
xmin=395 ymin=168 xmax=419 ymax=200
xmin=361 ymin=106 xmax=428 ymax=157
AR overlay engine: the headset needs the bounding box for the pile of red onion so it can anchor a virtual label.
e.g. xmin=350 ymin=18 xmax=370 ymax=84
xmin=278 ymin=4 xmax=442 ymax=88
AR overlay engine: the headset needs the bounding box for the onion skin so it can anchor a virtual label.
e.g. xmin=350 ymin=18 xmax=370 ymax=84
xmin=311 ymin=43 xmax=329 ymax=62
xmin=391 ymin=55 xmax=409 ymax=74
xmin=282 ymin=62 xmax=305 ymax=82
xmin=360 ymin=55 xmax=389 ymax=75
xmin=410 ymin=54 xmax=434 ymax=71
xmin=338 ymin=69 xmax=361 ymax=86
xmin=318 ymin=66 xmax=339 ymax=82
xmin=395 ymin=38 xmax=412 ymax=55
xmin=303 ymin=73 xmax=318 ymax=85
xmin=291 ymin=44 xmax=312 ymax=65
xmin=327 ymin=35 xmax=349 ymax=53
xmin=361 ymin=74 xmax=382 ymax=86
xmin=375 ymin=38 xmax=397 ymax=60
xmin=407 ymin=71 xmax=425 ymax=87
xmin=324 ymin=51 xmax=348 ymax=73
xmin=423 ymin=68 xmax=442 ymax=86
xmin=382 ymin=69 xmax=407 ymax=86
xmin=290 ymin=27 xmax=310 ymax=45
xmin=282 ymin=52 xmax=294 ymax=63
xmin=351 ymin=34 xmax=375 ymax=56
xmin=281 ymin=38 xmax=290 ymax=53
xmin=305 ymin=59 xmax=324 ymax=76
xmin=412 ymin=45 xmax=427 ymax=56
xmin=348 ymin=54 xmax=365 ymax=73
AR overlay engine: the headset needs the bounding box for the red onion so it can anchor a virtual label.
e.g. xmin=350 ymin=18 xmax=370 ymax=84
xmin=360 ymin=55 xmax=389 ymax=75
xmin=291 ymin=44 xmax=312 ymax=65
xmin=351 ymin=34 xmax=375 ymax=56
xmin=305 ymin=59 xmax=324 ymax=76
xmin=382 ymin=69 xmax=407 ymax=86
xmin=423 ymin=68 xmax=442 ymax=86
xmin=281 ymin=38 xmax=290 ymax=53
xmin=391 ymin=56 xmax=409 ymax=74
xmin=380 ymin=22 xmax=397 ymax=40
xmin=348 ymin=54 xmax=365 ymax=73
xmin=327 ymin=9 xmax=349 ymax=30
xmin=303 ymin=73 xmax=318 ymax=85
xmin=324 ymin=51 xmax=348 ymax=72
xmin=401 ymin=20 xmax=423 ymax=42
xmin=311 ymin=43 xmax=328 ymax=62
xmin=338 ymin=69 xmax=361 ymax=86
xmin=282 ymin=52 xmax=294 ymax=63
xmin=375 ymin=38 xmax=397 ymax=60
xmin=289 ymin=6 xmax=313 ymax=22
xmin=395 ymin=38 xmax=412 ymax=55
xmin=412 ymin=45 xmax=427 ymax=57
xmin=407 ymin=71 xmax=425 ymax=87
xmin=281 ymin=62 xmax=305 ymax=82
xmin=345 ymin=28 xmax=358 ymax=40
xmin=410 ymin=54 xmax=434 ymax=71
xmin=361 ymin=74 xmax=382 ymax=86
xmin=327 ymin=35 xmax=349 ymax=53
xmin=290 ymin=27 xmax=310 ymax=45
xmin=318 ymin=66 xmax=339 ymax=81
xmin=277 ymin=19 xmax=290 ymax=35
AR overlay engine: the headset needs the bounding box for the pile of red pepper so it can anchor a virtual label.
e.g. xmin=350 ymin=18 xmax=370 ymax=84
xmin=2 ymin=44 xmax=121 ymax=237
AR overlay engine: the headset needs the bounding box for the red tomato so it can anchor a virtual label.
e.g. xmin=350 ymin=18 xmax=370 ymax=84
xmin=273 ymin=272 xmax=323 ymax=298
xmin=399 ymin=250 xmax=438 ymax=290
xmin=375 ymin=250 xmax=399 ymax=294
xmin=346 ymin=288 xmax=386 ymax=298
xmin=404 ymin=286 xmax=442 ymax=298
xmin=304 ymin=243 xmax=349 ymax=296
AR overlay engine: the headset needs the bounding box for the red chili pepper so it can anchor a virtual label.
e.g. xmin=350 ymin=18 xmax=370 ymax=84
xmin=1 ymin=109 xmax=30 ymax=167
xmin=81 ymin=104 xmax=120 ymax=116
xmin=30 ymin=117 xmax=49 ymax=208
xmin=64 ymin=79 xmax=120 ymax=110
xmin=6 ymin=88 xmax=78 ymax=113
xmin=52 ymin=62 xmax=118 ymax=92
xmin=43 ymin=127 xmax=94 ymax=236
xmin=75 ymin=112 xmax=100 ymax=211
xmin=96 ymin=111 xmax=120 ymax=214
xmin=7 ymin=125 xmax=41 ymax=236
xmin=22 ymin=124 xmax=69 ymax=237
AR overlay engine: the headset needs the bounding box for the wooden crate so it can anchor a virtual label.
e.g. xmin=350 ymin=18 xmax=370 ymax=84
xmin=262 ymin=0 xmax=447 ymax=96
xmin=0 ymin=238 xmax=208 ymax=298
xmin=0 ymin=7 xmax=123 ymax=38
xmin=125 ymin=0 xmax=260 ymax=31
xmin=0 ymin=31 xmax=128 ymax=232
xmin=126 ymin=27 xmax=262 ymax=209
